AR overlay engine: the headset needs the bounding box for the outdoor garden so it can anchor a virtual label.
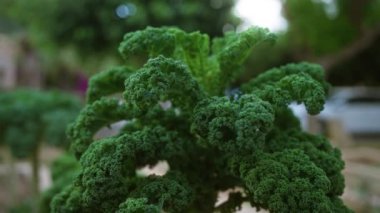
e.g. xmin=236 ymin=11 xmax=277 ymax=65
xmin=0 ymin=0 xmax=380 ymax=212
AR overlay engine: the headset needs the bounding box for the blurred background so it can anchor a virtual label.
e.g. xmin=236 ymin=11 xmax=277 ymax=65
xmin=0 ymin=0 xmax=379 ymax=212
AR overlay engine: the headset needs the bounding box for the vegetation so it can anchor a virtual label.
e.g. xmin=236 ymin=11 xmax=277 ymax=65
xmin=39 ymin=154 xmax=80 ymax=213
xmin=284 ymin=0 xmax=380 ymax=56
xmin=0 ymin=0 xmax=241 ymax=89
xmin=51 ymin=27 xmax=352 ymax=212
xmin=1 ymin=0 xmax=239 ymax=58
xmin=0 ymin=90 xmax=81 ymax=195
xmin=243 ymin=0 xmax=380 ymax=86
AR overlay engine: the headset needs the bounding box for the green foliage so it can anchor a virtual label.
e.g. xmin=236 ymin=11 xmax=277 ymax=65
xmin=365 ymin=0 xmax=380 ymax=25
xmin=241 ymin=0 xmax=380 ymax=86
xmin=241 ymin=62 xmax=329 ymax=114
xmin=52 ymin=27 xmax=352 ymax=212
xmin=0 ymin=90 xmax=81 ymax=158
xmin=87 ymin=66 xmax=134 ymax=103
xmin=2 ymin=0 xmax=239 ymax=56
xmin=118 ymin=27 xmax=275 ymax=95
xmin=39 ymin=154 xmax=80 ymax=213
xmin=283 ymin=0 xmax=380 ymax=56
xmin=8 ymin=198 xmax=35 ymax=213
xmin=284 ymin=0 xmax=358 ymax=55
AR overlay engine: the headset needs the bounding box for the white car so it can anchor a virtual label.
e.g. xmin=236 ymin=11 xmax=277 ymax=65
xmin=319 ymin=87 xmax=380 ymax=134
xmin=290 ymin=87 xmax=380 ymax=134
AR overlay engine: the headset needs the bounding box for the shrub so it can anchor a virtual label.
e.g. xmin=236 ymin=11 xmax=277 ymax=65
xmin=0 ymin=90 xmax=81 ymax=195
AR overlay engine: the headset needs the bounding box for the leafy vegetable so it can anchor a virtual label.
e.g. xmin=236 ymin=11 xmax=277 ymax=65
xmin=52 ymin=27 xmax=352 ymax=212
xmin=39 ymin=154 xmax=80 ymax=213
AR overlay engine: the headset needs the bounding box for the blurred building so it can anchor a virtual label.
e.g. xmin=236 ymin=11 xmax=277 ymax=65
xmin=0 ymin=34 xmax=17 ymax=89
xmin=16 ymin=37 xmax=43 ymax=88
xmin=0 ymin=34 xmax=42 ymax=90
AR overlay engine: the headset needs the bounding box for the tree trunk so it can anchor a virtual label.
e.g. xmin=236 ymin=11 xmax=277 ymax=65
xmin=31 ymin=144 xmax=40 ymax=213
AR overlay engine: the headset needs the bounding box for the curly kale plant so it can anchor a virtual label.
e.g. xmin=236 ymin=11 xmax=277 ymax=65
xmin=52 ymin=27 xmax=352 ymax=212
xmin=0 ymin=90 xmax=81 ymax=194
xmin=40 ymin=153 xmax=80 ymax=213
xmin=0 ymin=90 xmax=81 ymax=157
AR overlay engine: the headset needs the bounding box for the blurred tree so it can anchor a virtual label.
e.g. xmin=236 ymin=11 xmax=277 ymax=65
xmin=0 ymin=90 xmax=81 ymax=201
xmin=0 ymin=0 xmax=241 ymax=89
xmin=284 ymin=0 xmax=380 ymax=85
xmin=284 ymin=0 xmax=358 ymax=56
xmin=1 ymin=0 xmax=239 ymax=58
xmin=240 ymin=0 xmax=380 ymax=86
